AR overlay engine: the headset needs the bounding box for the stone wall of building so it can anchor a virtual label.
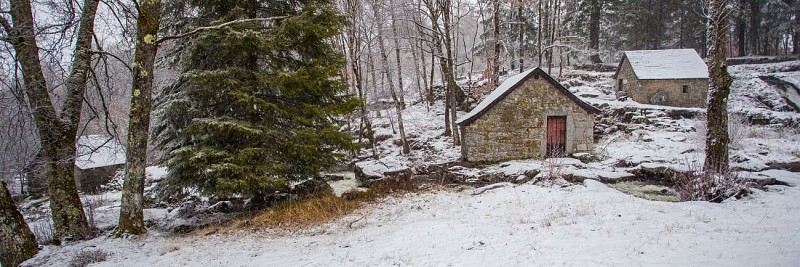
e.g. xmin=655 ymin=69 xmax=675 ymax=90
xmin=75 ymin=165 xmax=122 ymax=193
xmin=617 ymin=60 xmax=708 ymax=108
xmin=461 ymin=78 xmax=594 ymax=162
xmin=637 ymin=79 xmax=708 ymax=108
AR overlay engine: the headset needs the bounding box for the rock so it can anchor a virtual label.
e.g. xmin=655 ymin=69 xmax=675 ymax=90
xmin=515 ymin=169 xmax=540 ymax=184
xmin=666 ymin=109 xmax=701 ymax=120
xmin=353 ymin=163 xmax=384 ymax=184
xmin=293 ymin=179 xmax=334 ymax=199
xmin=767 ymin=161 xmax=800 ymax=172
xmin=572 ymin=152 xmax=599 ymax=163
xmin=471 ymin=182 xmax=512 ymax=195
xmin=622 ymin=112 xmax=638 ymax=123
xmin=206 ymin=201 xmax=232 ymax=213
xmin=631 ymin=116 xmax=650 ymax=124
xmin=630 ymin=165 xmax=683 ymax=185
xmin=384 ymin=168 xmax=413 ymax=181
xmin=341 ymin=191 xmax=359 ymax=201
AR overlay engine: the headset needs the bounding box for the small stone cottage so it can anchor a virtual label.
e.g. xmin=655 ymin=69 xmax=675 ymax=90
xmin=615 ymin=49 xmax=709 ymax=108
xmin=457 ymin=68 xmax=598 ymax=162
xmin=74 ymin=135 xmax=126 ymax=193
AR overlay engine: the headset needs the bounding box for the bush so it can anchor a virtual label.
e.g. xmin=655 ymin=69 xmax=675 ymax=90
xmin=674 ymin=162 xmax=752 ymax=202
xmin=69 ymin=248 xmax=109 ymax=267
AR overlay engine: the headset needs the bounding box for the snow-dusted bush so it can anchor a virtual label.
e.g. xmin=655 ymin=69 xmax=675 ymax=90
xmin=69 ymin=249 xmax=109 ymax=267
xmin=674 ymin=161 xmax=752 ymax=203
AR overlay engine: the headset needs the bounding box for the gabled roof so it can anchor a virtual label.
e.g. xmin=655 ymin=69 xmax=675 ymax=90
xmin=75 ymin=135 xmax=126 ymax=170
xmin=457 ymin=68 xmax=599 ymax=126
xmin=616 ymin=49 xmax=709 ymax=80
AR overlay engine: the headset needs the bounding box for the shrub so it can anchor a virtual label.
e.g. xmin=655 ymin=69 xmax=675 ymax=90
xmin=69 ymin=248 xmax=109 ymax=267
xmin=674 ymin=161 xmax=752 ymax=203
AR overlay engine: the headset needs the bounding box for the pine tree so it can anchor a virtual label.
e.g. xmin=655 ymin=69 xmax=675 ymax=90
xmin=153 ymin=0 xmax=359 ymax=201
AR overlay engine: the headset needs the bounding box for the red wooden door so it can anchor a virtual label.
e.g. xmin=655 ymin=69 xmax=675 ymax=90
xmin=546 ymin=116 xmax=566 ymax=157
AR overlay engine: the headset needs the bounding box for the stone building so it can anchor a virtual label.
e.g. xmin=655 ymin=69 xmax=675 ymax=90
xmin=74 ymin=135 xmax=126 ymax=193
xmin=615 ymin=49 xmax=709 ymax=108
xmin=457 ymin=68 xmax=598 ymax=162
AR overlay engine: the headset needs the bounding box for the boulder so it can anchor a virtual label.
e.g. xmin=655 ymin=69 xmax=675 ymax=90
xmin=293 ymin=179 xmax=334 ymax=199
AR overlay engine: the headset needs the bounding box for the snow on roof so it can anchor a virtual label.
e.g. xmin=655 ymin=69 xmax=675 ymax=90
xmin=457 ymin=68 xmax=597 ymax=126
xmin=456 ymin=68 xmax=537 ymax=125
xmin=75 ymin=135 xmax=126 ymax=170
xmin=623 ymin=49 xmax=709 ymax=80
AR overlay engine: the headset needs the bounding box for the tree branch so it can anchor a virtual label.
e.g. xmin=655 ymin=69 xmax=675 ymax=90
xmin=156 ymin=16 xmax=290 ymax=44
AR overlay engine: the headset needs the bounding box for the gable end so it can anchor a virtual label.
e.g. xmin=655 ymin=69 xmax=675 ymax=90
xmin=458 ymin=68 xmax=599 ymax=127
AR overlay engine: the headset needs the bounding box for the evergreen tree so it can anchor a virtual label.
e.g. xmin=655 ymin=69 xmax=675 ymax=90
xmin=153 ymin=0 xmax=359 ymax=200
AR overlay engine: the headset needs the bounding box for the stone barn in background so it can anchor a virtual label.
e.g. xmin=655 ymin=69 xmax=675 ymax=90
xmin=457 ymin=68 xmax=598 ymax=162
xmin=74 ymin=135 xmax=126 ymax=193
xmin=615 ymin=49 xmax=709 ymax=108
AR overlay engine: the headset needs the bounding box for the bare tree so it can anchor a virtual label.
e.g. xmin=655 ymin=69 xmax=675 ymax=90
xmin=372 ymin=0 xmax=411 ymax=154
xmin=1 ymin=0 xmax=100 ymax=243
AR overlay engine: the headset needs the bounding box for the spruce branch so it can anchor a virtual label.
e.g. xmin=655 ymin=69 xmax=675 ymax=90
xmin=156 ymin=16 xmax=290 ymax=44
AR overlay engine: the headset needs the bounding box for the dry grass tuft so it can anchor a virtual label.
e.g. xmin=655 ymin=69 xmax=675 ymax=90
xmin=245 ymin=193 xmax=363 ymax=229
xmin=224 ymin=177 xmax=419 ymax=231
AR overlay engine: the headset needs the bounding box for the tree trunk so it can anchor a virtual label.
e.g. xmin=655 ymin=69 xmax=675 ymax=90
xmin=492 ymin=0 xmax=501 ymax=85
xmin=389 ymin=0 xmax=406 ymax=110
xmin=374 ymin=0 xmax=410 ymax=154
xmin=0 ymin=181 xmax=38 ymax=267
xmin=440 ymin=0 xmax=461 ymax=145
xmin=736 ymin=1 xmax=747 ymax=57
xmin=748 ymin=0 xmax=760 ymax=55
xmin=117 ymin=0 xmax=162 ymax=236
xmin=423 ymin=0 xmax=452 ymax=136
xmin=794 ymin=7 xmax=799 ymax=54
xmin=704 ymin=0 xmax=733 ymax=173
xmin=537 ymin=0 xmax=543 ymax=67
xmin=517 ymin=2 xmax=525 ymax=72
xmin=8 ymin=0 xmax=98 ymax=244
xmin=345 ymin=0 xmax=377 ymax=159
xmin=588 ymin=0 xmax=602 ymax=63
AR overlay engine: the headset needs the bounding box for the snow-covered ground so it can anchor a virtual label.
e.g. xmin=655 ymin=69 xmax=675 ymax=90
xmin=24 ymin=174 xmax=800 ymax=266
